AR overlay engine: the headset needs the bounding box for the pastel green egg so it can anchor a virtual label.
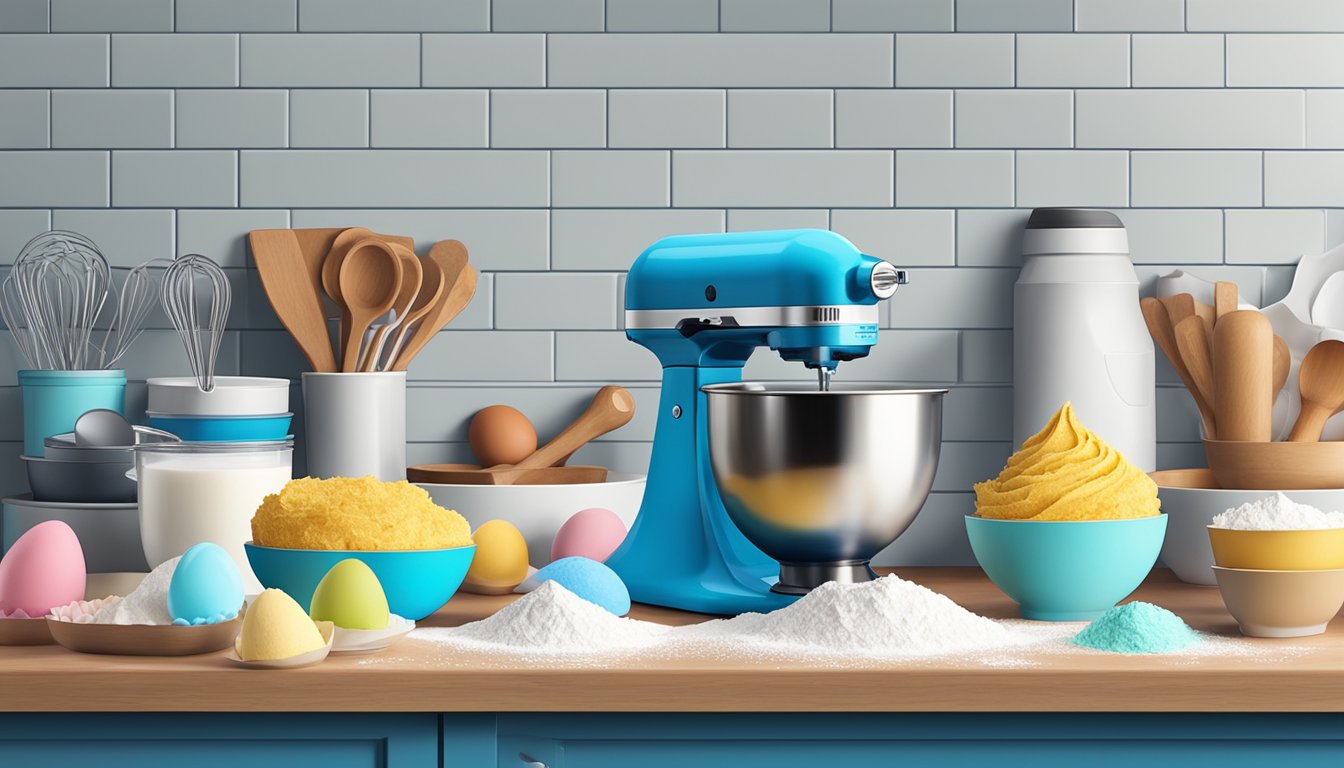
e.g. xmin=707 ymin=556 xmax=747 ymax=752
xmin=309 ymin=558 xmax=390 ymax=630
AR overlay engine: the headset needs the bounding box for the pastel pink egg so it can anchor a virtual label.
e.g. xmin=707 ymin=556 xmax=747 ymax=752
xmin=0 ymin=521 xmax=86 ymax=618
xmin=550 ymin=507 xmax=628 ymax=564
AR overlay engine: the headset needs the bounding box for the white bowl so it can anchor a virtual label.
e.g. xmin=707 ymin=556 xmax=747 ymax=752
xmin=1151 ymin=468 xmax=1344 ymax=586
xmin=417 ymin=472 xmax=646 ymax=567
xmin=147 ymin=376 xmax=291 ymax=416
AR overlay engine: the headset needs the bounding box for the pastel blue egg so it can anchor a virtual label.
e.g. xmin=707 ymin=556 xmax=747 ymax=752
xmin=168 ymin=542 xmax=244 ymax=626
xmin=533 ymin=556 xmax=630 ymax=616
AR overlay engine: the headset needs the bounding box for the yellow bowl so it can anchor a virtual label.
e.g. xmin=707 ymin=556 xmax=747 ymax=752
xmin=1212 ymin=566 xmax=1344 ymax=638
xmin=1207 ymin=527 xmax=1344 ymax=570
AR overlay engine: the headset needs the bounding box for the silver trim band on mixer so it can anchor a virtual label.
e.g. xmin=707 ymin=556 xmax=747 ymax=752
xmin=625 ymin=304 xmax=880 ymax=330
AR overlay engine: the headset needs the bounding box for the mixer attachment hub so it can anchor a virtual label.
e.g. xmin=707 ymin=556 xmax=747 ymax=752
xmin=774 ymin=561 xmax=880 ymax=595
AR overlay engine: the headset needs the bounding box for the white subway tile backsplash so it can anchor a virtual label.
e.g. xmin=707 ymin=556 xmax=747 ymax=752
xmin=289 ymin=90 xmax=368 ymax=148
xmin=493 ymin=0 xmax=604 ymax=32
xmin=0 ymin=34 xmax=107 ymax=87
xmin=113 ymin=34 xmax=237 ymax=87
xmin=1076 ymin=90 xmax=1304 ymax=149
xmin=1229 ymin=35 xmax=1344 ymax=88
xmin=954 ymin=90 xmax=1072 ymax=148
xmin=728 ymin=90 xmax=833 ymax=149
xmin=835 ymin=90 xmax=952 ymax=148
xmin=1017 ymin=34 xmax=1129 ymax=87
xmin=1016 ymin=150 xmax=1128 ymax=207
xmin=831 ymin=209 xmax=955 ymax=266
xmin=552 ymin=151 xmax=669 ymax=207
xmin=1132 ymin=35 xmax=1224 ymax=88
xmin=960 ymin=329 xmax=1011 ymax=383
xmin=491 ymin=91 xmax=606 ymax=148
xmin=51 ymin=90 xmax=173 ymax=149
xmin=0 ymin=211 xmax=51 ymax=257
xmin=51 ymin=0 xmax=171 ymax=31
xmin=422 ymin=34 xmax=546 ymax=87
xmin=0 ymin=1 xmax=48 ymax=32
xmin=1265 ymin=152 xmax=1344 ymax=207
xmin=0 ymin=151 xmax=108 ymax=206
xmin=50 ymin=209 xmax=174 ymax=267
xmin=609 ymin=90 xmax=726 ymax=148
xmin=728 ymin=209 xmax=829 ymax=232
xmin=297 ymin=0 xmax=487 ymax=31
xmin=606 ymin=0 xmax=718 ymax=32
xmin=721 ymin=0 xmax=830 ymax=32
xmin=242 ymin=34 xmax=419 ymax=87
xmin=1188 ymin=0 xmax=1344 ymax=32
xmin=550 ymin=34 xmax=894 ymax=87
xmin=1131 ymin=151 xmax=1262 ymax=207
xmin=177 ymin=90 xmax=288 ymax=149
xmin=113 ymin=151 xmax=237 ymax=207
xmin=1225 ymin=210 xmax=1325 ymax=265
xmin=675 ymin=150 xmax=893 ymax=207
xmin=555 ymin=331 xmax=661 ymax=381
xmin=1308 ymin=91 xmax=1344 ymax=148
xmin=956 ymin=209 xmax=1028 ymax=267
xmin=1074 ymin=0 xmax=1184 ymax=32
xmin=496 ymin=273 xmax=618 ymax=330
xmin=371 ymin=90 xmax=487 ymax=148
xmin=403 ymin=331 xmax=555 ymax=383
xmin=553 ymin=209 xmax=725 ymax=270
xmin=289 ymin=209 xmax=550 ymax=271
xmin=176 ymin=0 xmax=297 ymax=32
xmin=240 ymin=150 xmax=549 ymax=207
xmin=833 ymin=0 xmax=952 ymax=31
xmin=0 ymin=91 xmax=49 ymax=149
xmin=956 ymin=0 xmax=1072 ymax=32
xmin=1120 ymin=209 xmax=1224 ymax=265
xmin=896 ymin=34 xmax=1014 ymax=87
xmin=182 ymin=209 xmax=290 ymax=268
xmin=887 ymin=268 xmax=1017 ymax=329
xmin=895 ymin=150 xmax=1014 ymax=207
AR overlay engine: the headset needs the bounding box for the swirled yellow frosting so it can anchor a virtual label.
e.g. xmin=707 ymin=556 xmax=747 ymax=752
xmin=974 ymin=403 xmax=1160 ymax=521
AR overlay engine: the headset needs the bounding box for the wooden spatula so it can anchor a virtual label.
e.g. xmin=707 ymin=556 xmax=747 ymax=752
xmin=248 ymin=229 xmax=338 ymax=372
xmin=407 ymin=386 xmax=636 ymax=485
xmin=1174 ymin=316 xmax=1216 ymax=418
xmin=1141 ymin=297 xmax=1216 ymax=438
xmin=1214 ymin=281 xmax=1238 ymax=325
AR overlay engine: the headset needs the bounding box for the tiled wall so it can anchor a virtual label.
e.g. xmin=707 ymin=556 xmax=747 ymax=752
xmin=0 ymin=0 xmax=1337 ymax=564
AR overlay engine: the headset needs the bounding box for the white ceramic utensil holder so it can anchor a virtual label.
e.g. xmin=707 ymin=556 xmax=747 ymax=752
xmin=302 ymin=371 xmax=407 ymax=481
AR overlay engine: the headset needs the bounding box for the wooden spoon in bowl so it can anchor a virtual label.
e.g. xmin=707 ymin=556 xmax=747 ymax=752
xmin=1288 ymin=340 xmax=1344 ymax=442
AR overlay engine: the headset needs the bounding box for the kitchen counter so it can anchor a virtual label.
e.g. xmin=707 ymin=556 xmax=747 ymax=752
xmin=2 ymin=567 xmax=1342 ymax=714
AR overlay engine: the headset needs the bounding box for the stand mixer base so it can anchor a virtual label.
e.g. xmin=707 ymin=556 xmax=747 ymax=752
xmin=772 ymin=561 xmax=880 ymax=595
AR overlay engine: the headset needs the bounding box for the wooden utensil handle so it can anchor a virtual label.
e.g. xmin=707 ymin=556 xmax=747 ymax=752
xmin=515 ymin=386 xmax=636 ymax=470
xmin=1288 ymin=402 xmax=1334 ymax=442
xmin=1213 ymin=310 xmax=1274 ymax=442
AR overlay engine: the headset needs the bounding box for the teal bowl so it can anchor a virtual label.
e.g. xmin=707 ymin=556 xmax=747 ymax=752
xmin=965 ymin=514 xmax=1168 ymax=621
xmin=148 ymin=413 xmax=292 ymax=442
xmin=244 ymin=542 xmax=476 ymax=621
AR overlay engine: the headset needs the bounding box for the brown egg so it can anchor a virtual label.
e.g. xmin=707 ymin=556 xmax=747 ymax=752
xmin=469 ymin=405 xmax=538 ymax=466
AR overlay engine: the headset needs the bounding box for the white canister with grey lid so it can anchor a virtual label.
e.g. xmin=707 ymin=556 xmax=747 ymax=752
xmin=1013 ymin=208 xmax=1155 ymax=471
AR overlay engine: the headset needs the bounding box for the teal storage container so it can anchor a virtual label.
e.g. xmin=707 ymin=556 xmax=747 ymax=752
xmin=19 ymin=369 xmax=127 ymax=457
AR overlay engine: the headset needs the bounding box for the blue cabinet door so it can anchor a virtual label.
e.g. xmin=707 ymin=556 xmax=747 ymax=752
xmin=0 ymin=713 xmax=439 ymax=768
xmin=493 ymin=713 xmax=1344 ymax=768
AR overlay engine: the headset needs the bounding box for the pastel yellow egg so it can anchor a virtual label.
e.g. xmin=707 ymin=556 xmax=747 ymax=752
xmin=310 ymin=559 xmax=390 ymax=630
xmin=237 ymin=589 xmax=327 ymax=661
xmin=462 ymin=520 xmax=529 ymax=595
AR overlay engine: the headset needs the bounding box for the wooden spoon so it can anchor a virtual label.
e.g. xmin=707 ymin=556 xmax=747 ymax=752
xmin=1160 ymin=293 xmax=1197 ymax=327
xmin=407 ymin=386 xmax=637 ymax=485
xmin=406 ymin=464 xmax=609 ymax=486
xmin=1174 ymin=316 xmax=1216 ymax=420
xmin=248 ymin=229 xmax=338 ymax=372
xmin=389 ymin=240 xmax=476 ymax=372
xmin=1141 ymin=298 xmax=1216 ymax=438
xmin=383 ymin=252 xmax=447 ymax=369
xmin=1272 ymin=335 xmax=1290 ymax=402
xmin=1288 ymin=340 xmax=1344 ymax=442
xmin=359 ymin=244 xmax=422 ymax=372
xmin=1214 ymin=281 xmax=1238 ymax=325
xmin=1214 ymin=310 xmax=1274 ymax=442
xmin=320 ymin=228 xmax=415 ymax=360
xmin=337 ymin=239 xmax=404 ymax=372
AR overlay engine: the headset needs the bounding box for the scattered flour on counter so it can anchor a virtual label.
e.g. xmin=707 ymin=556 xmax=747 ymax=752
xmin=91 ymin=557 xmax=178 ymax=626
xmin=1212 ymin=493 xmax=1344 ymax=531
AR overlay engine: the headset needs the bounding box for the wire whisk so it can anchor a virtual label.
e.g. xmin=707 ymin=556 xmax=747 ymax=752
xmin=1 ymin=230 xmax=110 ymax=370
xmin=96 ymin=258 xmax=171 ymax=369
xmin=161 ymin=254 xmax=231 ymax=393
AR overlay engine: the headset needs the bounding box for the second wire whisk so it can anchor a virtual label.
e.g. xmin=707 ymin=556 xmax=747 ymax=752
xmin=161 ymin=254 xmax=231 ymax=393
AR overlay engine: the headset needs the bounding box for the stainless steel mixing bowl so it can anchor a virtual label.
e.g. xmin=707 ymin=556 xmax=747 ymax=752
xmin=703 ymin=382 xmax=946 ymax=595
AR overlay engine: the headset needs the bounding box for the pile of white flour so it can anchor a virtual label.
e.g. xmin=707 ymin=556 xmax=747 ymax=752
xmin=412 ymin=575 xmax=1022 ymax=659
xmin=1212 ymin=493 xmax=1344 ymax=530
xmin=91 ymin=557 xmax=178 ymax=626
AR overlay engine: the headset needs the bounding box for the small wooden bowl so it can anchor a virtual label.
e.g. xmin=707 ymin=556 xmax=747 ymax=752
xmin=46 ymin=617 xmax=241 ymax=656
xmin=1203 ymin=439 xmax=1344 ymax=490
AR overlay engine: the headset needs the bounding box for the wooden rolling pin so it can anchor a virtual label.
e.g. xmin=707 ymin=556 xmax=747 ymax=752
xmin=1213 ymin=310 xmax=1274 ymax=442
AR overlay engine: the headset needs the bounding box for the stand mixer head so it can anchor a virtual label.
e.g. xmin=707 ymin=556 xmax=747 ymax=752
xmin=604 ymin=229 xmax=936 ymax=615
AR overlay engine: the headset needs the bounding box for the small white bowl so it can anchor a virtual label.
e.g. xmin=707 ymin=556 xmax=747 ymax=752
xmin=147 ymin=376 xmax=291 ymax=416
xmin=417 ymin=472 xmax=645 ymax=567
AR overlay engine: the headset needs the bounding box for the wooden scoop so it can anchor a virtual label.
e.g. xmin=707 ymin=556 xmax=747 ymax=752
xmin=321 ymin=228 xmax=415 ymax=360
xmin=248 ymin=229 xmax=339 ymax=372
xmin=389 ymin=240 xmax=476 ymax=372
xmin=1141 ymin=297 xmax=1216 ymax=438
xmin=1214 ymin=310 xmax=1274 ymax=442
xmin=338 ymin=240 xmax=403 ymax=372
xmin=408 ymin=386 xmax=637 ymax=485
xmin=1288 ymin=340 xmax=1344 ymax=442
xmin=359 ymin=244 xmax=422 ymax=372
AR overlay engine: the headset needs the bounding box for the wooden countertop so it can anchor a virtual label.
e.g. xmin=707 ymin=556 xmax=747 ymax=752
xmin=2 ymin=567 xmax=1341 ymax=713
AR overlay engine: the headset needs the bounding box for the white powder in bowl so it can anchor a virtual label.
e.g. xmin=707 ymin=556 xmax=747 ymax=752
xmin=91 ymin=557 xmax=179 ymax=626
xmin=1211 ymin=493 xmax=1344 ymax=531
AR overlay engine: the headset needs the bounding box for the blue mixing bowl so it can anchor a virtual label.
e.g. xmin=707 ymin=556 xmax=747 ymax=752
xmin=965 ymin=514 xmax=1168 ymax=621
xmin=148 ymin=413 xmax=292 ymax=442
xmin=244 ymin=543 xmax=476 ymax=621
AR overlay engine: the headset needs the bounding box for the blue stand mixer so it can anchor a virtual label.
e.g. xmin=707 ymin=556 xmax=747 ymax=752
xmin=603 ymin=229 xmax=908 ymax=615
